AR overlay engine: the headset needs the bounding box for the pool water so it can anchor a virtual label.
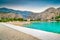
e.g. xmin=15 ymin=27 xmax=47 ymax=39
xmin=24 ymin=22 xmax=60 ymax=34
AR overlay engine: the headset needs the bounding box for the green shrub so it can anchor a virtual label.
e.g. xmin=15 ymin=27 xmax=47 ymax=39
xmin=0 ymin=18 xmax=24 ymax=22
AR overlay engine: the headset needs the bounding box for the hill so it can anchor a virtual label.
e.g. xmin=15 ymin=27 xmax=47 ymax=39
xmin=29 ymin=7 xmax=60 ymax=21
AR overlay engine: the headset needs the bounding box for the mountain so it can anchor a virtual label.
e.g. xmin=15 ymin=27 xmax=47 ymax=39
xmin=0 ymin=8 xmax=33 ymax=19
xmin=28 ymin=13 xmax=41 ymax=20
xmin=0 ymin=12 xmax=23 ymax=18
xmin=0 ymin=7 xmax=60 ymax=21
xmin=29 ymin=7 xmax=60 ymax=21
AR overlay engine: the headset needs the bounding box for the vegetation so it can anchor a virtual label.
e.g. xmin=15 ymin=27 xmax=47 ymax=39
xmin=0 ymin=18 xmax=24 ymax=22
xmin=55 ymin=16 xmax=60 ymax=21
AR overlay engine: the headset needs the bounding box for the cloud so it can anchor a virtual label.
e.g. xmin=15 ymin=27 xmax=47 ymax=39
xmin=0 ymin=0 xmax=60 ymax=12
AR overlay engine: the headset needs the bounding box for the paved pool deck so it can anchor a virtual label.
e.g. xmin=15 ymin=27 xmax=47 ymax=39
xmin=0 ymin=23 xmax=39 ymax=40
xmin=1 ymin=23 xmax=60 ymax=40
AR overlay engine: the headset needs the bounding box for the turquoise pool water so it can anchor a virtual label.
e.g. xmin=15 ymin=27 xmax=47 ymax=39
xmin=24 ymin=22 xmax=60 ymax=34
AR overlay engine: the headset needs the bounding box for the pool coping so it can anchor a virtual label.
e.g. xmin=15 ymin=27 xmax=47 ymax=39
xmin=1 ymin=23 xmax=60 ymax=40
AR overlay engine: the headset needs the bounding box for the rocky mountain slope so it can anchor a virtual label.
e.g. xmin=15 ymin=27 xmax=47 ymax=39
xmin=0 ymin=12 xmax=23 ymax=18
xmin=0 ymin=8 xmax=32 ymax=19
xmin=29 ymin=7 xmax=60 ymax=21
xmin=0 ymin=7 xmax=60 ymax=21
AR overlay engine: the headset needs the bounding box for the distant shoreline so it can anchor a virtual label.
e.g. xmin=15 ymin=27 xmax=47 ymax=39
xmin=5 ymin=21 xmax=31 ymax=26
xmin=0 ymin=21 xmax=58 ymax=26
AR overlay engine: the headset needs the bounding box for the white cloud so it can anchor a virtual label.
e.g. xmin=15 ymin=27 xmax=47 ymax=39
xmin=1 ymin=5 xmax=60 ymax=13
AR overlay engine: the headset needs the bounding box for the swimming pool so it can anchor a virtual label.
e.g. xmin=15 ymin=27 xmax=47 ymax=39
xmin=24 ymin=21 xmax=60 ymax=34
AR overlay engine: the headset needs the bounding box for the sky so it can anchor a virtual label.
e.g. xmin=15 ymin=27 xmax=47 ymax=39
xmin=0 ymin=0 xmax=60 ymax=13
